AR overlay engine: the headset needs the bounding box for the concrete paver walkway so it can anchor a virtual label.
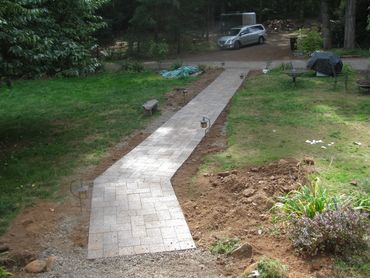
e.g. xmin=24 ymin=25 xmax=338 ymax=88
xmin=88 ymin=69 xmax=246 ymax=259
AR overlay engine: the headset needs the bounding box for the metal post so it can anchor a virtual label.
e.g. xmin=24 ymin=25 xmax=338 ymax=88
xmin=332 ymin=65 xmax=337 ymax=90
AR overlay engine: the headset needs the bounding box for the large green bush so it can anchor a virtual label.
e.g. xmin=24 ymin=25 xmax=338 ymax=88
xmin=0 ymin=0 xmax=108 ymax=79
xmin=297 ymin=27 xmax=323 ymax=53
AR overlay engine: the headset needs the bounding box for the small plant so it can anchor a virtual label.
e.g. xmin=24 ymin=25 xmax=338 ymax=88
xmin=274 ymin=179 xmax=338 ymax=219
xmin=297 ymin=27 xmax=323 ymax=53
xmin=290 ymin=208 xmax=369 ymax=256
xmin=0 ymin=266 xmax=11 ymax=278
xmin=171 ymin=60 xmax=183 ymax=70
xmin=197 ymin=64 xmax=208 ymax=72
xmin=210 ymin=237 xmax=240 ymax=254
xmin=350 ymin=193 xmax=370 ymax=214
xmin=121 ymin=60 xmax=144 ymax=72
xmin=257 ymin=257 xmax=288 ymax=278
xmin=149 ymin=40 xmax=169 ymax=69
xmin=276 ymin=63 xmax=293 ymax=71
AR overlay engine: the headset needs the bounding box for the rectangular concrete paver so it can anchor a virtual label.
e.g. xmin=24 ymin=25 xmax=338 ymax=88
xmin=88 ymin=69 xmax=246 ymax=259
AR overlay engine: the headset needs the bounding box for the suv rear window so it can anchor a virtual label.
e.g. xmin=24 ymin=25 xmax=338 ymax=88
xmin=252 ymin=25 xmax=264 ymax=31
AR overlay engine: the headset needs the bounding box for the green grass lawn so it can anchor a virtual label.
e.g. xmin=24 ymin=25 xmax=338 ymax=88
xmin=0 ymin=71 xmax=190 ymax=234
xmin=202 ymin=68 xmax=370 ymax=277
xmin=331 ymin=48 xmax=370 ymax=58
xmin=204 ymin=69 xmax=369 ymax=194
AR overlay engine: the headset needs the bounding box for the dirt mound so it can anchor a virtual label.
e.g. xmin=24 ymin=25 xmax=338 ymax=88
xmin=210 ymin=159 xmax=302 ymax=194
xmin=175 ymin=155 xmax=325 ymax=277
xmin=182 ymin=159 xmax=310 ymax=241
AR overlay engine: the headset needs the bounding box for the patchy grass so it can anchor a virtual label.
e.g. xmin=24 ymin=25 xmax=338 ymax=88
xmin=334 ymin=255 xmax=370 ymax=278
xmin=0 ymin=71 xmax=190 ymax=234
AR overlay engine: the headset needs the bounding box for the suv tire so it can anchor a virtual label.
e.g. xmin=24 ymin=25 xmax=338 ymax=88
xmin=234 ymin=41 xmax=241 ymax=50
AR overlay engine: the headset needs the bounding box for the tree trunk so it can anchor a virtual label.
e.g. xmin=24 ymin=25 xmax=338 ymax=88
xmin=206 ymin=0 xmax=210 ymax=41
xmin=321 ymin=0 xmax=331 ymax=49
xmin=344 ymin=0 xmax=356 ymax=49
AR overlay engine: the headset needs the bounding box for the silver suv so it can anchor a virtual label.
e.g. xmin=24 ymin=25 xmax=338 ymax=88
xmin=218 ymin=24 xmax=267 ymax=50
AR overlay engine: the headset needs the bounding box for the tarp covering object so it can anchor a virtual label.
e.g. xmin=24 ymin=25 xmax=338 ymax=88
xmin=307 ymin=51 xmax=343 ymax=76
xmin=160 ymin=66 xmax=201 ymax=78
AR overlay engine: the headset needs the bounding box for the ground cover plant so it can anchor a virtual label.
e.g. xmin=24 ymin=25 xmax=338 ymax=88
xmin=202 ymin=68 xmax=370 ymax=277
xmin=0 ymin=71 xmax=190 ymax=234
xmin=256 ymin=257 xmax=288 ymax=278
xmin=210 ymin=237 xmax=240 ymax=255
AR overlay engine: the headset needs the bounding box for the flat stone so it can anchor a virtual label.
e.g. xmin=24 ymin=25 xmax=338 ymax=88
xmin=25 ymin=260 xmax=47 ymax=273
xmin=243 ymin=262 xmax=258 ymax=276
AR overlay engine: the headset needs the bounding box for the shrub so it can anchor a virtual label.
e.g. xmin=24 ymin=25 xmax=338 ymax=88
xmin=297 ymin=28 xmax=323 ymax=53
xmin=274 ymin=179 xmax=338 ymax=219
xmin=257 ymin=257 xmax=288 ymax=278
xmin=171 ymin=61 xmax=183 ymax=70
xmin=149 ymin=40 xmax=169 ymax=68
xmin=197 ymin=64 xmax=208 ymax=73
xmin=121 ymin=60 xmax=144 ymax=72
xmin=210 ymin=237 xmax=240 ymax=254
xmin=290 ymin=208 xmax=369 ymax=256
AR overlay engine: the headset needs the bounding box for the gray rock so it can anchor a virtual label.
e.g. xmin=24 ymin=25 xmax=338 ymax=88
xmin=231 ymin=242 xmax=253 ymax=258
xmin=243 ymin=188 xmax=256 ymax=197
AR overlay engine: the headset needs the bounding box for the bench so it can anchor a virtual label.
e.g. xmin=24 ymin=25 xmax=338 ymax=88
xmin=142 ymin=99 xmax=159 ymax=115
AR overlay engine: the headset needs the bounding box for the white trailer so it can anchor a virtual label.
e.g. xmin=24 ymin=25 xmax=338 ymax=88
xmin=220 ymin=12 xmax=256 ymax=32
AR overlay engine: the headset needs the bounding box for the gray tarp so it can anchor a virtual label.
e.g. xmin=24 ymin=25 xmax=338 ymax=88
xmin=307 ymin=51 xmax=343 ymax=76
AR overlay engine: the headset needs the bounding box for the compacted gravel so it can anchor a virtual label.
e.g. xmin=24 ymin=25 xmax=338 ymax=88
xmin=38 ymin=248 xmax=221 ymax=278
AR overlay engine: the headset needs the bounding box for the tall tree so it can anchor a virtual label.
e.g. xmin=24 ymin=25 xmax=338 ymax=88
xmin=321 ymin=0 xmax=332 ymax=49
xmin=344 ymin=0 xmax=356 ymax=49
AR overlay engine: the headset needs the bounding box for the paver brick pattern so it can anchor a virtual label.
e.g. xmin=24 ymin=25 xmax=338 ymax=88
xmin=88 ymin=69 xmax=246 ymax=259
